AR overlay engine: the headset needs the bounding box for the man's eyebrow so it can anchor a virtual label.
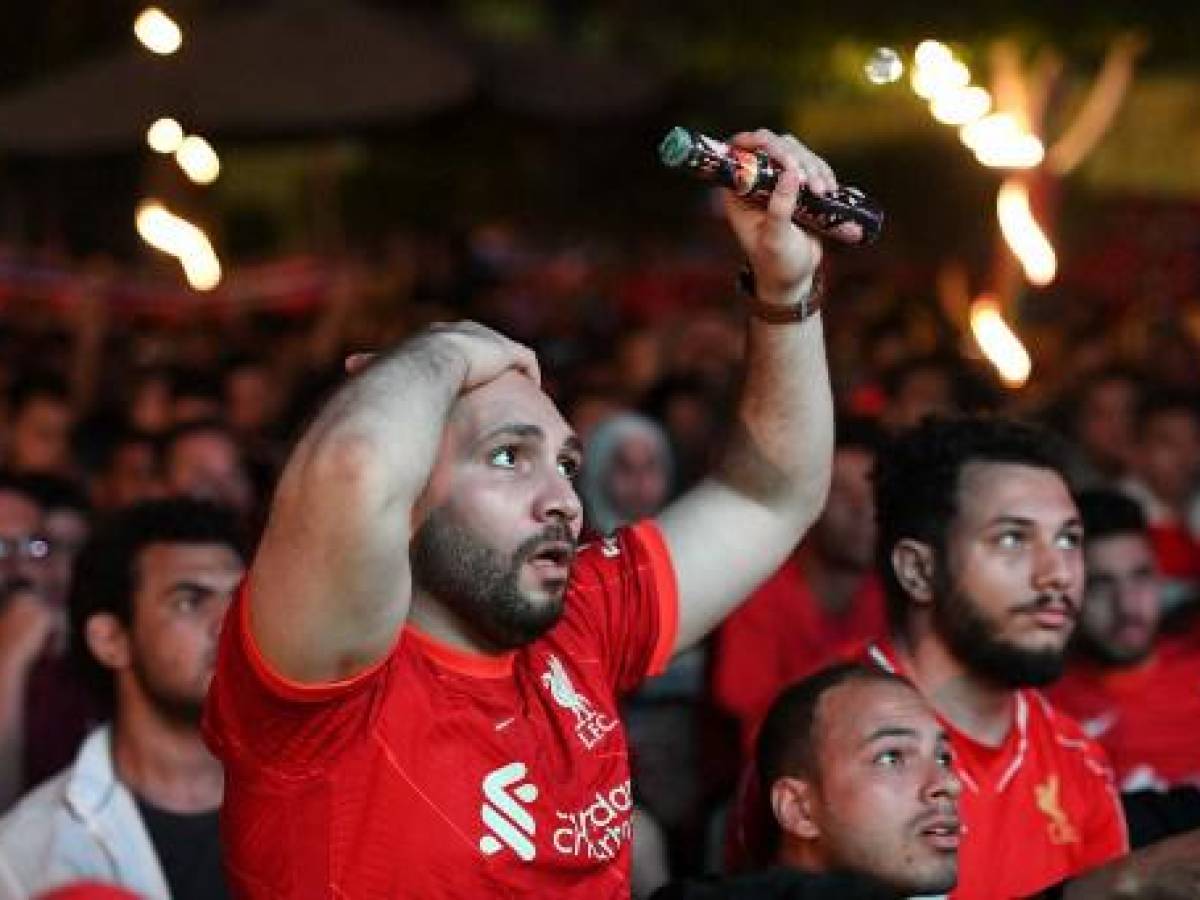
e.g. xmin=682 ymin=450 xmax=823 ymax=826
xmin=563 ymin=435 xmax=583 ymax=456
xmin=985 ymin=514 xmax=1081 ymax=529
xmin=476 ymin=423 xmax=545 ymax=446
xmin=861 ymin=725 xmax=920 ymax=748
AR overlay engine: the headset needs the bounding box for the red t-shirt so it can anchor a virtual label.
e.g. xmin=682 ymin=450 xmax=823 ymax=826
xmin=202 ymin=522 xmax=679 ymax=898
xmin=712 ymin=555 xmax=886 ymax=753
xmin=867 ymin=643 xmax=1128 ymax=900
xmin=1048 ymin=634 xmax=1200 ymax=791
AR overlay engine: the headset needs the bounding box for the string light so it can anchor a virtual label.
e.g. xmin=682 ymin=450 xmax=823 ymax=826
xmin=134 ymin=7 xmax=183 ymax=55
xmin=970 ymin=296 xmax=1032 ymax=388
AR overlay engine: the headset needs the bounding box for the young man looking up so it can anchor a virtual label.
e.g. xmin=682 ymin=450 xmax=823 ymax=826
xmin=867 ymin=416 xmax=1127 ymax=899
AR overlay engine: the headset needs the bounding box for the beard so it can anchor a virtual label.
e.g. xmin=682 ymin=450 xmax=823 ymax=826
xmin=410 ymin=509 xmax=574 ymax=650
xmin=934 ymin=578 xmax=1068 ymax=688
xmin=131 ymin=654 xmax=208 ymax=727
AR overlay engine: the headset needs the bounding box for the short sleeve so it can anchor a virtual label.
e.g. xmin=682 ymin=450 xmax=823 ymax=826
xmin=558 ymin=521 xmax=679 ymax=696
xmin=201 ymin=580 xmax=395 ymax=776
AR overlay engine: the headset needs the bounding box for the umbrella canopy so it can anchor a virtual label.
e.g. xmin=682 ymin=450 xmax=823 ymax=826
xmin=0 ymin=2 xmax=476 ymax=153
xmin=479 ymin=39 xmax=665 ymax=121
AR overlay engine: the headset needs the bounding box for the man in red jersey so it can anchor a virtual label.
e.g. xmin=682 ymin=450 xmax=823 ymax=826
xmin=1049 ymin=488 xmax=1200 ymax=792
xmin=866 ymin=416 xmax=1128 ymax=899
xmin=713 ymin=416 xmax=887 ymax=755
xmin=203 ymin=129 xmax=837 ymax=898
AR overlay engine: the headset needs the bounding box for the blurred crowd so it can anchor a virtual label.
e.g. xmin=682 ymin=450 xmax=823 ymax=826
xmin=0 ymin=219 xmax=1197 ymax=897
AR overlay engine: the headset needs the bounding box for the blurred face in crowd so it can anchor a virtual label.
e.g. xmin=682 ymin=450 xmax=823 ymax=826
xmin=130 ymin=374 xmax=173 ymax=436
xmin=775 ymin=678 xmax=960 ymax=896
xmin=1078 ymin=531 xmax=1161 ymax=666
xmin=42 ymin=506 xmax=89 ymax=610
xmin=411 ymin=371 xmax=583 ymax=650
xmin=928 ymin=463 xmax=1083 ymax=687
xmin=811 ymin=447 xmax=876 ymax=572
xmin=10 ymin=395 xmax=74 ymax=474
xmin=1074 ymin=377 xmax=1138 ymax=479
xmin=885 ymin=366 xmax=953 ymax=433
xmin=1136 ymin=409 xmax=1200 ymax=509
xmin=226 ymin=364 xmax=278 ymax=435
xmin=165 ymin=430 xmax=252 ymax=516
xmin=603 ymin=430 xmax=670 ymax=524
xmin=117 ymin=542 xmax=243 ymax=725
xmin=98 ymin=440 xmax=162 ymax=511
xmin=0 ymin=488 xmax=48 ymax=595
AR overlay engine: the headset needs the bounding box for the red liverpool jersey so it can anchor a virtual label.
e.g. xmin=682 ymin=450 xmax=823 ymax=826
xmin=867 ymin=642 xmax=1128 ymax=900
xmin=1048 ymin=634 xmax=1200 ymax=791
xmin=712 ymin=556 xmax=886 ymax=754
xmin=203 ymin=522 xmax=678 ymax=898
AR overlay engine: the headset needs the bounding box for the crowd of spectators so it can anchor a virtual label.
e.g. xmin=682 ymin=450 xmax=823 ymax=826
xmin=0 ymin=218 xmax=1197 ymax=896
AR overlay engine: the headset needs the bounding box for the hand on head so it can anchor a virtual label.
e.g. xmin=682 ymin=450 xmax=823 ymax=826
xmin=345 ymin=321 xmax=541 ymax=394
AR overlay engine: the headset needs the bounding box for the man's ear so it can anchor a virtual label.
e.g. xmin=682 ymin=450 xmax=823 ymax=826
xmin=85 ymin=613 xmax=132 ymax=671
xmin=892 ymin=538 xmax=937 ymax=606
xmin=770 ymin=776 xmax=820 ymax=841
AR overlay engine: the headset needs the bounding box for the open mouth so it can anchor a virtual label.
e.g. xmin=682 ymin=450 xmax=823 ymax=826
xmin=919 ymin=818 xmax=962 ymax=851
xmin=527 ymin=542 xmax=575 ymax=574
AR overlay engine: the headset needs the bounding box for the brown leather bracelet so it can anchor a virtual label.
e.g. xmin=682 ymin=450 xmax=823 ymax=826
xmin=736 ymin=265 xmax=825 ymax=323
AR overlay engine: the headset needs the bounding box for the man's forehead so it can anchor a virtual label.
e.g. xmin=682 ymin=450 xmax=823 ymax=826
xmin=822 ymin=679 xmax=938 ymax=746
xmin=956 ymin=462 xmax=1075 ymax=521
xmin=450 ymin=375 xmax=573 ymax=446
xmin=0 ymin=490 xmax=41 ymax=533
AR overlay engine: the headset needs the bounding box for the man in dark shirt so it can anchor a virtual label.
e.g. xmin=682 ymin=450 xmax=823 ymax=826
xmin=0 ymin=498 xmax=243 ymax=899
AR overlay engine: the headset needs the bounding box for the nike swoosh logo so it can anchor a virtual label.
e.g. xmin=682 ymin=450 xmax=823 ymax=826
xmin=495 ymin=717 xmax=516 ymax=731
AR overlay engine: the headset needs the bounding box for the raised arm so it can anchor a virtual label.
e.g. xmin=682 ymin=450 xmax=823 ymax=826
xmin=656 ymin=130 xmax=835 ymax=654
xmin=249 ymin=322 xmax=538 ymax=684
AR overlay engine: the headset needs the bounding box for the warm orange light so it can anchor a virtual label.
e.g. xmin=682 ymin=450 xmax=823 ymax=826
xmin=970 ymin=296 xmax=1031 ymax=388
xmin=996 ymin=180 xmax=1056 ymax=285
xmin=135 ymin=200 xmax=222 ymax=290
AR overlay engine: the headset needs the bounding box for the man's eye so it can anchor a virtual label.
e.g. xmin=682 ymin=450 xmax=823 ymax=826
xmin=996 ymin=531 xmax=1024 ymax=549
xmin=1057 ymin=531 xmax=1082 ymax=550
xmin=875 ymin=749 xmax=904 ymax=768
xmin=489 ymin=447 xmax=517 ymax=468
xmin=558 ymin=457 xmax=580 ymax=479
xmin=937 ymin=749 xmax=955 ymax=769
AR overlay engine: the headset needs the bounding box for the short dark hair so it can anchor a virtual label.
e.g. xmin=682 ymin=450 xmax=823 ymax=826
xmin=754 ymin=663 xmax=915 ymax=856
xmin=756 ymin=662 xmax=913 ymax=790
xmin=20 ymin=473 xmax=91 ymax=516
xmin=8 ymin=374 xmax=70 ymax=415
xmin=1136 ymin=387 xmax=1200 ymax=431
xmin=835 ymin=414 xmax=885 ymax=455
xmin=68 ymin=498 xmax=246 ymax=701
xmin=873 ymin=416 xmax=1072 ymax=628
xmin=1075 ymin=488 xmax=1147 ymax=543
xmin=162 ymin=418 xmax=237 ymax=459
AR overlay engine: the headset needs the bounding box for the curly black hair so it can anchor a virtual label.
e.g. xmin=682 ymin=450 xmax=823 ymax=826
xmin=873 ymin=416 xmax=1072 ymax=629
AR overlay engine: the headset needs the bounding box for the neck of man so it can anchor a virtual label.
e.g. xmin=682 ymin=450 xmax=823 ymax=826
xmin=112 ymin=683 xmax=223 ymax=814
xmin=894 ymin=615 xmax=1015 ymax=748
xmin=799 ymin=543 xmax=867 ymax=619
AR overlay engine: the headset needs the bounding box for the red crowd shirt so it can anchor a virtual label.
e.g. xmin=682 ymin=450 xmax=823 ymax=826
xmin=202 ymin=522 xmax=679 ymax=898
xmin=1048 ymin=634 xmax=1200 ymax=791
xmin=712 ymin=555 xmax=886 ymax=753
xmin=867 ymin=642 xmax=1128 ymax=900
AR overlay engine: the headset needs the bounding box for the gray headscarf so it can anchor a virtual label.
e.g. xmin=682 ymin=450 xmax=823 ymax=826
xmin=578 ymin=412 xmax=675 ymax=536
